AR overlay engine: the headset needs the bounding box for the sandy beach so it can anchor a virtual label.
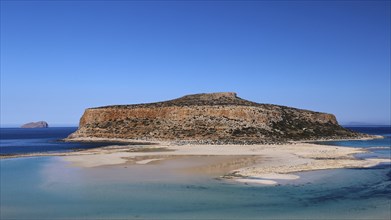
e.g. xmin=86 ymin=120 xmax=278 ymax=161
xmin=55 ymin=139 xmax=389 ymax=184
xmin=2 ymin=137 xmax=389 ymax=185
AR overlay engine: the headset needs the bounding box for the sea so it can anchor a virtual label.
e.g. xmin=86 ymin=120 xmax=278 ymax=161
xmin=0 ymin=127 xmax=127 ymax=155
xmin=0 ymin=126 xmax=390 ymax=219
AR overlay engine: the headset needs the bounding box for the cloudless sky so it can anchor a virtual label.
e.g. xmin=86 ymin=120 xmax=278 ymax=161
xmin=1 ymin=0 xmax=390 ymax=127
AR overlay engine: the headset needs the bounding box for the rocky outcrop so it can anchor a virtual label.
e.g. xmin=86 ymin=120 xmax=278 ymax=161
xmin=68 ymin=92 xmax=365 ymax=144
xmin=21 ymin=121 xmax=48 ymax=128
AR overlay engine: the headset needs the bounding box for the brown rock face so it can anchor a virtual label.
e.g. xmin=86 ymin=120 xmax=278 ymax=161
xmin=68 ymin=92 xmax=362 ymax=144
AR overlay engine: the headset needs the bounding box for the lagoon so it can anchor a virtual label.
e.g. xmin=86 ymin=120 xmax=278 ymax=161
xmin=0 ymin=127 xmax=390 ymax=219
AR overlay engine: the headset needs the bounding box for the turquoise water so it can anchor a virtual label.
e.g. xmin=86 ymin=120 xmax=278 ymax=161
xmin=1 ymin=127 xmax=390 ymax=219
xmin=1 ymin=157 xmax=390 ymax=219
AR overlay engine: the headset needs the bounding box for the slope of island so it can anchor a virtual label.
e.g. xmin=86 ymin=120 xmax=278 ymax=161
xmin=67 ymin=92 xmax=367 ymax=144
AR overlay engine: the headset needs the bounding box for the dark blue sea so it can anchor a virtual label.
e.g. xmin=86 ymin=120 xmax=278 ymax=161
xmin=0 ymin=127 xmax=126 ymax=155
xmin=317 ymin=126 xmax=391 ymax=159
xmin=0 ymin=126 xmax=390 ymax=219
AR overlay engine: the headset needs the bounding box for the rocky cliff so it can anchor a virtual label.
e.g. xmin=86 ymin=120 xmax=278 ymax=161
xmin=68 ymin=92 xmax=364 ymax=144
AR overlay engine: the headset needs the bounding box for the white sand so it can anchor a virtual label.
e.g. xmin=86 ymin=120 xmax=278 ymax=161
xmin=250 ymin=173 xmax=300 ymax=180
xmin=235 ymin=178 xmax=278 ymax=185
xmin=60 ymin=142 xmax=391 ymax=185
xmin=135 ymin=158 xmax=164 ymax=165
xmin=65 ymin=153 xmax=130 ymax=168
xmin=232 ymin=173 xmax=300 ymax=185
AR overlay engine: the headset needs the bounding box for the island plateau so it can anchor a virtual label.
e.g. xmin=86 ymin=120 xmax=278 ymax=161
xmin=67 ymin=92 xmax=365 ymax=144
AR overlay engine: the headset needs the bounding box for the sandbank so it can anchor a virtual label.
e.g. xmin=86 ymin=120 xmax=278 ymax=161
xmin=2 ymin=138 xmax=389 ymax=185
xmin=59 ymin=141 xmax=390 ymax=185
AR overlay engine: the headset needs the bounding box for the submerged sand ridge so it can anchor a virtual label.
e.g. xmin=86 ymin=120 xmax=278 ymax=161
xmin=61 ymin=141 xmax=390 ymax=185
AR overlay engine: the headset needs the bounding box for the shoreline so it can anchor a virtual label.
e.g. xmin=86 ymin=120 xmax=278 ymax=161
xmin=1 ymin=135 xmax=383 ymax=160
xmin=62 ymin=134 xmax=381 ymax=146
xmin=300 ymin=134 xmax=384 ymax=143
xmin=2 ymin=138 xmax=390 ymax=185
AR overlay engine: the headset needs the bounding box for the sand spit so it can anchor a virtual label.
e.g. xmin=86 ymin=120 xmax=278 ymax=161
xmin=59 ymin=141 xmax=391 ymax=184
xmin=2 ymin=139 xmax=390 ymax=185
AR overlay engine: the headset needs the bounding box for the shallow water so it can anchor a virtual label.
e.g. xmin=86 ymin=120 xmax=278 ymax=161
xmin=1 ymin=127 xmax=390 ymax=219
xmin=1 ymin=155 xmax=390 ymax=219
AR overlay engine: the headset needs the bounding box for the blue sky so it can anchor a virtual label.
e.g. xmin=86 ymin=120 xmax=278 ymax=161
xmin=1 ymin=0 xmax=390 ymax=127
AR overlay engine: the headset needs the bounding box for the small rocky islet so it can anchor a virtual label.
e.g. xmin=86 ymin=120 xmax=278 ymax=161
xmin=68 ymin=92 xmax=367 ymax=144
xmin=21 ymin=121 xmax=48 ymax=128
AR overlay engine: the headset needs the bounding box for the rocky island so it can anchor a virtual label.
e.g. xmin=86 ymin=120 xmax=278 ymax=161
xmin=4 ymin=93 xmax=386 ymax=186
xmin=21 ymin=121 xmax=48 ymax=128
xmin=67 ymin=92 xmax=365 ymax=144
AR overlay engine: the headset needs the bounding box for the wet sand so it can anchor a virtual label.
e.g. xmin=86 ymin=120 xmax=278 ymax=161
xmin=58 ymin=141 xmax=390 ymax=184
xmin=2 ymin=138 xmax=390 ymax=185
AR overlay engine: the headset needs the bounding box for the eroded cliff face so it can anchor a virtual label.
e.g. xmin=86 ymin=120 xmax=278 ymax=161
xmin=68 ymin=92 xmax=362 ymax=144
